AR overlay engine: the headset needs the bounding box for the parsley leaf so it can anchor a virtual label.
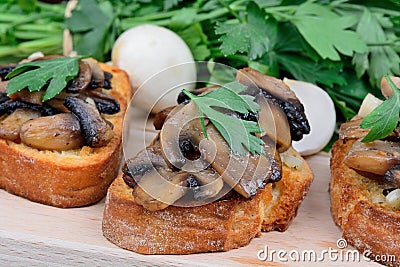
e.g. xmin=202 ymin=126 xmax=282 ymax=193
xmin=360 ymin=75 xmax=400 ymax=142
xmin=65 ymin=0 xmax=114 ymax=61
xmin=6 ymin=57 xmax=79 ymax=101
xmin=291 ymin=2 xmax=368 ymax=61
xmin=164 ymin=0 xmax=184 ymax=11
xmin=215 ymin=1 xmax=274 ymax=60
xmin=275 ymin=53 xmax=346 ymax=87
xmin=183 ymin=81 xmax=264 ymax=155
xmin=352 ymin=8 xmax=400 ymax=87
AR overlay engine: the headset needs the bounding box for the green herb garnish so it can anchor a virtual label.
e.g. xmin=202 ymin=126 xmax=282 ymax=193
xmin=6 ymin=57 xmax=79 ymax=101
xmin=183 ymin=81 xmax=264 ymax=156
xmin=360 ymin=75 xmax=400 ymax=143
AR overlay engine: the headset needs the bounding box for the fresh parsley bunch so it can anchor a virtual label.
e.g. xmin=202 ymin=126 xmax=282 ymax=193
xmin=1 ymin=0 xmax=400 ymax=122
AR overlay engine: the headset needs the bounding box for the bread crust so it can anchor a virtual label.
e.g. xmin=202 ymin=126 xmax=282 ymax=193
xmin=0 ymin=63 xmax=132 ymax=208
xmin=102 ymin=147 xmax=313 ymax=254
xmin=330 ymin=139 xmax=400 ymax=267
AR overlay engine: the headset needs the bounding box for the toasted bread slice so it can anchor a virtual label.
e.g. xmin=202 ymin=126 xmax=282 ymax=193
xmin=102 ymin=147 xmax=313 ymax=254
xmin=0 ymin=63 xmax=132 ymax=208
xmin=330 ymin=139 xmax=400 ymax=266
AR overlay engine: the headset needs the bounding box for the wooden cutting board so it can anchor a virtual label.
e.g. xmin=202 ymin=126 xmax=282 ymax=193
xmin=0 ymin=108 xmax=381 ymax=266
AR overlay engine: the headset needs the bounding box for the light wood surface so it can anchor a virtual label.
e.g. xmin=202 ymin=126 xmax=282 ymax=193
xmin=0 ymin=108 xmax=381 ymax=266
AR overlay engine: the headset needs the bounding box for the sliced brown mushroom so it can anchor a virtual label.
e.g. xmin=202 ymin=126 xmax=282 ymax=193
xmin=85 ymin=90 xmax=120 ymax=114
xmin=20 ymin=113 xmax=84 ymax=151
xmin=237 ymin=68 xmax=303 ymax=108
xmin=188 ymin=168 xmax=224 ymax=201
xmin=196 ymin=125 xmax=279 ymax=198
xmin=122 ymin=145 xmax=189 ymax=211
xmin=394 ymin=122 xmax=400 ymax=139
xmin=381 ymin=75 xmax=400 ymax=99
xmin=0 ymin=100 xmax=58 ymax=116
xmin=0 ymin=64 xmax=16 ymax=80
xmin=63 ymin=96 xmax=113 ymax=147
xmin=384 ymin=165 xmax=400 ymax=187
xmin=0 ymin=92 xmax=8 ymax=104
xmin=160 ymin=102 xmax=210 ymax=172
xmin=122 ymin=143 xmax=168 ymax=188
xmin=132 ymin=167 xmax=189 ymax=211
xmin=236 ymin=68 xmax=310 ymax=141
xmin=0 ymin=108 xmax=41 ymax=141
xmin=255 ymin=94 xmax=291 ymax=152
xmin=45 ymin=99 xmax=70 ymax=113
xmin=0 ymin=81 xmax=8 ymax=94
xmin=339 ymin=118 xmax=370 ymax=140
xmin=66 ymin=60 xmax=92 ymax=93
xmin=344 ymin=139 xmax=400 ymax=176
xmin=124 ymin=143 xmax=225 ymax=210
xmin=9 ymin=89 xmax=44 ymax=105
xmin=82 ymin=58 xmax=104 ymax=88
xmin=153 ymin=106 xmax=176 ymax=130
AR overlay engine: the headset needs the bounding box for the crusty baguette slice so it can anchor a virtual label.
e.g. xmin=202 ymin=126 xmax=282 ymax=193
xmin=0 ymin=63 xmax=132 ymax=208
xmin=102 ymin=147 xmax=313 ymax=254
xmin=330 ymin=139 xmax=400 ymax=267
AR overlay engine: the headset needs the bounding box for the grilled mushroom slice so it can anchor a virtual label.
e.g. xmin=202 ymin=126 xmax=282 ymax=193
xmin=188 ymin=168 xmax=224 ymax=201
xmin=123 ymin=146 xmax=189 ymax=211
xmin=123 ymin=144 xmax=168 ymax=188
xmin=124 ymin=144 xmax=224 ymax=210
xmin=197 ymin=125 xmax=280 ymax=198
xmin=0 ymin=93 xmax=8 ymax=104
xmin=236 ymin=68 xmax=310 ymax=141
xmin=153 ymin=106 xmax=176 ymax=130
xmin=9 ymin=89 xmax=44 ymax=105
xmin=255 ymin=94 xmax=291 ymax=152
xmin=132 ymin=166 xmax=189 ymax=211
xmin=83 ymin=58 xmax=104 ymax=88
xmin=344 ymin=139 xmax=400 ymax=176
xmin=20 ymin=113 xmax=84 ymax=151
xmin=0 ymin=100 xmax=58 ymax=116
xmin=66 ymin=61 xmax=92 ymax=93
xmin=63 ymin=96 xmax=113 ymax=147
xmin=0 ymin=64 xmax=15 ymax=80
xmin=160 ymin=102 xmax=210 ymax=172
xmin=384 ymin=165 xmax=400 ymax=187
xmin=85 ymin=90 xmax=120 ymax=114
xmin=339 ymin=119 xmax=370 ymax=140
xmin=0 ymin=108 xmax=41 ymax=141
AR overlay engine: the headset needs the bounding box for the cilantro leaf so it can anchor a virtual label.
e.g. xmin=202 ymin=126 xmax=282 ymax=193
xmin=183 ymin=81 xmax=264 ymax=155
xmin=352 ymin=8 xmax=400 ymax=87
xmin=6 ymin=57 xmax=79 ymax=101
xmin=215 ymin=1 xmax=276 ymax=60
xmin=360 ymin=75 xmax=400 ymax=142
xmin=291 ymin=2 xmax=368 ymax=61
